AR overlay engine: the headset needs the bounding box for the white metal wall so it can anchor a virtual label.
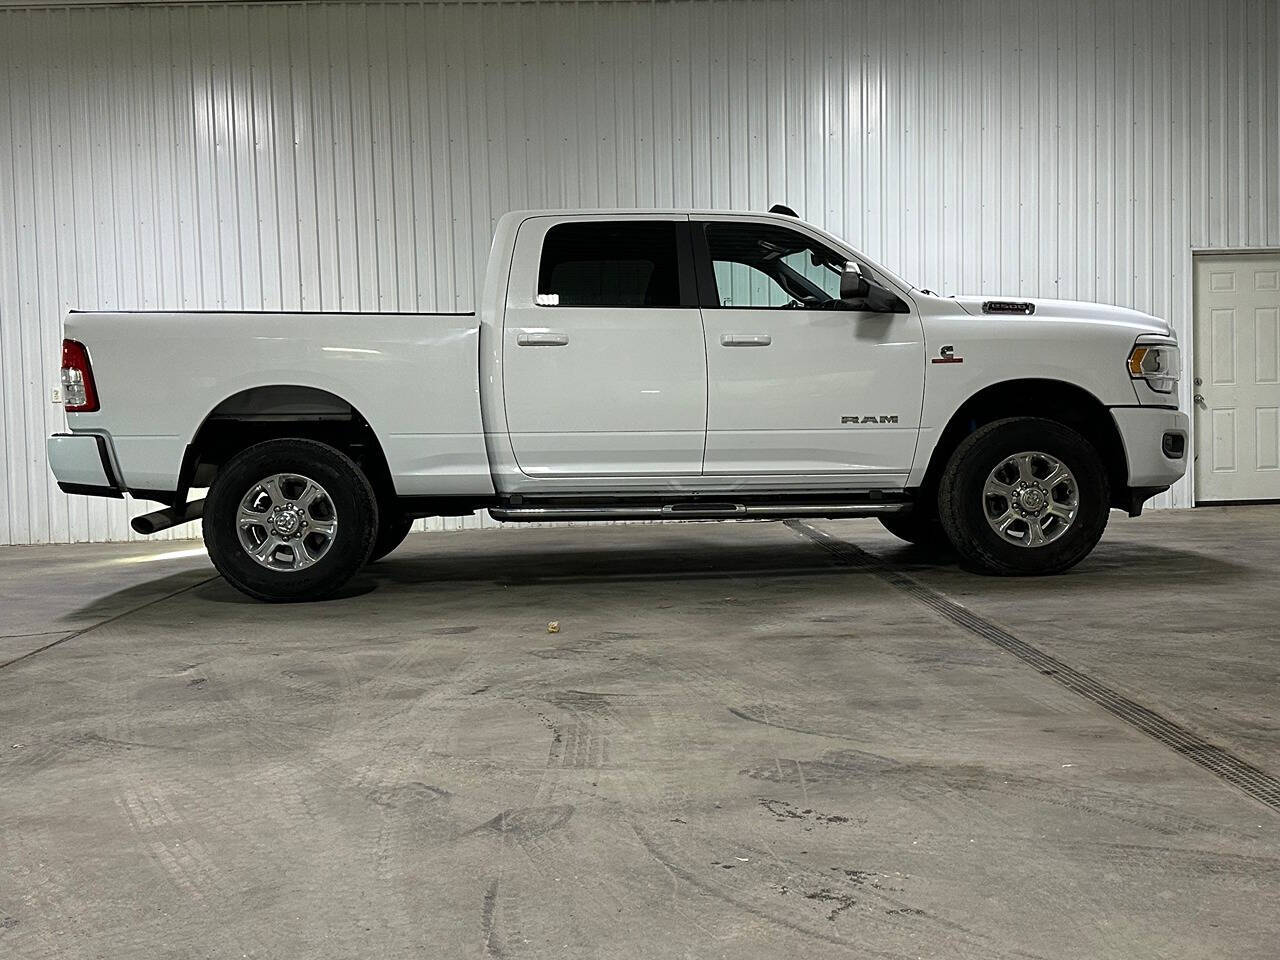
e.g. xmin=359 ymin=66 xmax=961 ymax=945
xmin=1 ymin=0 xmax=1278 ymax=544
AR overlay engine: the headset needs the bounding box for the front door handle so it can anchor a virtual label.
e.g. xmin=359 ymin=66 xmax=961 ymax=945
xmin=720 ymin=334 xmax=772 ymax=347
xmin=517 ymin=332 xmax=569 ymax=347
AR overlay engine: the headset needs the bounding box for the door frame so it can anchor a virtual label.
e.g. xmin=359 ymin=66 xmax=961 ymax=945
xmin=1187 ymin=246 xmax=1280 ymax=505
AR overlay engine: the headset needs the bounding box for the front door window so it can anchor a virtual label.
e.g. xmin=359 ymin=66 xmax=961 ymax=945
xmin=705 ymin=222 xmax=878 ymax=309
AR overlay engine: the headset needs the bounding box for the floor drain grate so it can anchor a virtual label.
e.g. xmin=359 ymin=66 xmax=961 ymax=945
xmin=786 ymin=520 xmax=1280 ymax=812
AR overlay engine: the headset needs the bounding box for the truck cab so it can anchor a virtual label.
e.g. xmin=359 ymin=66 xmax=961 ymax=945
xmin=487 ymin=212 xmax=921 ymax=487
xmin=49 ymin=208 xmax=1189 ymax=600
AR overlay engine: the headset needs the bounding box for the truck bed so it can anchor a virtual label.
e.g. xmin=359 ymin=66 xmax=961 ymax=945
xmin=62 ymin=310 xmax=494 ymax=499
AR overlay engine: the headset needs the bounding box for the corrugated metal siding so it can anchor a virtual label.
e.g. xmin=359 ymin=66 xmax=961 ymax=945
xmin=1 ymin=0 xmax=1277 ymax=544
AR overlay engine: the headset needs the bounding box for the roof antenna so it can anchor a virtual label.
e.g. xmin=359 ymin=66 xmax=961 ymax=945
xmin=768 ymin=203 xmax=798 ymax=217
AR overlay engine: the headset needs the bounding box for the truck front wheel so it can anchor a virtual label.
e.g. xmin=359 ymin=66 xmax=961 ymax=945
xmin=937 ymin=418 xmax=1109 ymax=576
xmin=204 ymin=439 xmax=379 ymax=601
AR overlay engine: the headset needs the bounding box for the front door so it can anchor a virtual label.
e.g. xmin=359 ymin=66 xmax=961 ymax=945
xmin=694 ymin=217 xmax=925 ymax=481
xmin=1193 ymin=253 xmax=1280 ymax=502
xmin=501 ymin=216 xmax=707 ymax=477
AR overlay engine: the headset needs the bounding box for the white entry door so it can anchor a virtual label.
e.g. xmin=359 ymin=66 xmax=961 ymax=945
xmin=1193 ymin=253 xmax=1280 ymax=502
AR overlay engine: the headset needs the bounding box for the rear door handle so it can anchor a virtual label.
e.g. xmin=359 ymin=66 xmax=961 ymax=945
xmin=720 ymin=334 xmax=772 ymax=347
xmin=517 ymin=332 xmax=569 ymax=347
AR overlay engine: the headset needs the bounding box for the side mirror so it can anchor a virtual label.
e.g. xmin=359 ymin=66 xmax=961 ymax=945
xmin=840 ymin=261 xmax=870 ymax=301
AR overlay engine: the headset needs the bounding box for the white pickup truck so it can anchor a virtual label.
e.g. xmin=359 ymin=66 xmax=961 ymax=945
xmin=49 ymin=207 xmax=1188 ymax=601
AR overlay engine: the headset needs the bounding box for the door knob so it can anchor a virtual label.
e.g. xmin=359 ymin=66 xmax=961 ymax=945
xmin=1193 ymin=393 xmax=1205 ymax=404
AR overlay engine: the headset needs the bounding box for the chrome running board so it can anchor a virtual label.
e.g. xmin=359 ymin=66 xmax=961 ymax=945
xmin=488 ymin=499 xmax=910 ymax=523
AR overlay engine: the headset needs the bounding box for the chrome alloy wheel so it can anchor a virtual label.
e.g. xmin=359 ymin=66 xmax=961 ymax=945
xmin=235 ymin=473 xmax=338 ymax=571
xmin=982 ymin=451 xmax=1078 ymax=548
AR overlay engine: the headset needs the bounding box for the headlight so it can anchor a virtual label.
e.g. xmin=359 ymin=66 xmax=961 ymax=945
xmin=1127 ymin=339 xmax=1180 ymax=394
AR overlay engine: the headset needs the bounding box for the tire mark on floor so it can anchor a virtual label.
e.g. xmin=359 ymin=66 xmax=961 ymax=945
xmin=739 ymin=746 xmax=1267 ymax=844
xmin=116 ymin=784 xmax=231 ymax=904
xmin=605 ymin=661 xmax=1025 ymax=957
xmin=785 ymin=519 xmax=1280 ymax=814
xmin=728 ymin=705 xmax=875 ymax=744
xmin=481 ymin=878 xmax=506 ymax=958
xmin=631 ymin=822 xmax=923 ymax=959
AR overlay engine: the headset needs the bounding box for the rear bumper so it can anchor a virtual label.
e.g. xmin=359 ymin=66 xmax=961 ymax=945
xmin=1110 ymin=407 xmax=1189 ymax=488
xmin=47 ymin=433 xmax=123 ymax=498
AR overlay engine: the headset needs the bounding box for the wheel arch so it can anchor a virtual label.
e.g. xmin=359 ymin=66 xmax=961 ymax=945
xmin=182 ymin=385 xmax=395 ymax=505
xmin=920 ymin=379 xmax=1128 ymax=513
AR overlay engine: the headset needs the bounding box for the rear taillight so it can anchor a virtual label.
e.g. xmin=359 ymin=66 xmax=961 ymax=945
xmin=61 ymin=339 xmax=99 ymax=412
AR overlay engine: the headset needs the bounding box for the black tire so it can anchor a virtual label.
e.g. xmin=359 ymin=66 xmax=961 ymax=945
xmin=368 ymin=514 xmax=414 ymax=563
xmin=937 ymin=417 xmax=1109 ymax=576
xmin=203 ymin=438 xmax=379 ymax=602
xmin=878 ymin=512 xmax=949 ymax=549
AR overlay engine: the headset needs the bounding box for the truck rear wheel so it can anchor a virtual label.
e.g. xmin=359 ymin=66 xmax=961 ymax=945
xmin=937 ymin=417 xmax=1109 ymax=576
xmin=204 ymin=439 xmax=379 ymax=601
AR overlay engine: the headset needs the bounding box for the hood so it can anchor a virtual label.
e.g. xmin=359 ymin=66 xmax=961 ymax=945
xmin=949 ymin=296 xmax=1174 ymax=339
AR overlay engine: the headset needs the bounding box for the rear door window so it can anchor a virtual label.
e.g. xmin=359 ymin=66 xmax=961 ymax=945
xmin=537 ymin=222 xmax=690 ymax=307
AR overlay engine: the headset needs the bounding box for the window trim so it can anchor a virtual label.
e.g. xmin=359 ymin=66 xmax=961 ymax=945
xmin=690 ymin=220 xmax=720 ymax=307
xmin=534 ymin=219 xmax=700 ymax=309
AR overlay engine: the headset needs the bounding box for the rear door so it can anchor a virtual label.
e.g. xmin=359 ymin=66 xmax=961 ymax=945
xmin=694 ymin=217 xmax=924 ymax=480
xmin=501 ymin=216 xmax=708 ymax=477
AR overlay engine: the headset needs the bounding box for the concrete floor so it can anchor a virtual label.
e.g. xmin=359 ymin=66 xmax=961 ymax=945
xmin=1 ymin=507 xmax=1278 ymax=959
